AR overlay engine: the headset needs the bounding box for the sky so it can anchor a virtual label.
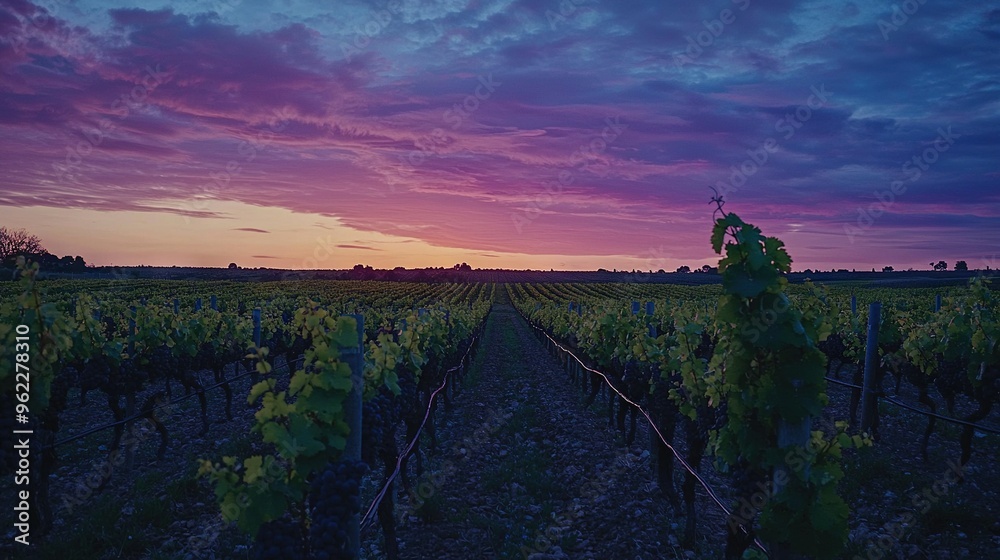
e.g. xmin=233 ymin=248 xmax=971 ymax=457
xmin=0 ymin=0 xmax=998 ymax=271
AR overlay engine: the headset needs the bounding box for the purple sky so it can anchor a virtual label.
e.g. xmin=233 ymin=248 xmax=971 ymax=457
xmin=0 ymin=0 xmax=998 ymax=270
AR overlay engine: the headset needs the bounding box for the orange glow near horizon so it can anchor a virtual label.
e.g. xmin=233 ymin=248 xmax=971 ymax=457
xmin=2 ymin=202 xmax=704 ymax=271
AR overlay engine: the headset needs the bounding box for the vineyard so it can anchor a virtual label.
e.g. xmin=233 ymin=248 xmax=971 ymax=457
xmin=1 ymin=213 xmax=998 ymax=559
xmin=0 ymin=271 xmax=492 ymax=559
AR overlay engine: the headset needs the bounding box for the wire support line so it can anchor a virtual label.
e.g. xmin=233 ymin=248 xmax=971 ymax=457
xmin=878 ymin=394 xmax=1000 ymax=435
xmin=360 ymin=333 xmax=481 ymax=534
xmin=523 ymin=318 xmax=769 ymax=558
xmin=824 ymin=376 xmax=865 ymax=391
xmin=823 ymin=377 xmax=1000 ymax=435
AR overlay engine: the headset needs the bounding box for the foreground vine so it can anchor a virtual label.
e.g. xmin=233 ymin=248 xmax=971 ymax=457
xmin=708 ymin=198 xmax=869 ymax=559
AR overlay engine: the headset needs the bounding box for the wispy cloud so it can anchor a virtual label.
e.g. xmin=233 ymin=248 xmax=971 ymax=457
xmin=0 ymin=1 xmax=996 ymax=269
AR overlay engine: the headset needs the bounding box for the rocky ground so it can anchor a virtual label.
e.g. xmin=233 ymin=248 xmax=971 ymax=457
xmin=4 ymin=287 xmax=999 ymax=559
xmin=0 ymin=359 xmax=272 ymax=559
xmin=363 ymin=299 xmax=693 ymax=560
xmin=823 ymin=365 xmax=1000 ymax=559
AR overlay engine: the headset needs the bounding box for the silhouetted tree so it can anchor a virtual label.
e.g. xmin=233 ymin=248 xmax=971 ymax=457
xmin=228 ymin=262 xmax=238 ymax=269
xmin=348 ymin=264 xmax=376 ymax=279
xmin=675 ymin=265 xmax=691 ymax=273
xmin=882 ymin=266 xmax=894 ymax=272
xmin=932 ymin=260 xmax=947 ymax=271
xmin=954 ymin=260 xmax=968 ymax=271
xmin=0 ymin=227 xmax=45 ymax=262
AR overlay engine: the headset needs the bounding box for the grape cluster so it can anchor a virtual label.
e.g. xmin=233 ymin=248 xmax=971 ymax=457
xmin=694 ymin=331 xmax=715 ymax=361
xmin=114 ymin=357 xmax=148 ymax=393
xmin=145 ymin=345 xmax=176 ymax=383
xmin=397 ymin=369 xmax=420 ymax=413
xmin=42 ymin=374 xmax=72 ymax=432
xmin=79 ymin=357 xmax=111 ymax=391
xmin=308 ymin=460 xmax=368 ymax=560
xmin=101 ymin=316 xmax=118 ymax=337
xmin=622 ymin=359 xmax=652 ymax=387
xmin=935 ymin=357 xmax=972 ymax=406
xmin=252 ymin=516 xmax=304 ymax=560
xmin=648 ymin=376 xmax=674 ymax=415
xmin=191 ymin=342 xmax=214 ymax=371
xmin=362 ymin=389 xmax=398 ymax=462
xmin=818 ymin=332 xmax=847 ymax=364
xmin=420 ymin=356 xmax=444 ymax=389
xmin=709 ymin=400 xmax=729 ymax=432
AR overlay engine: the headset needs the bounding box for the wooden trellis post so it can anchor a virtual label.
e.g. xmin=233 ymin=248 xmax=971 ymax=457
xmin=860 ymin=302 xmax=881 ymax=436
xmin=252 ymin=308 xmax=261 ymax=348
xmin=340 ymin=314 xmax=364 ymax=560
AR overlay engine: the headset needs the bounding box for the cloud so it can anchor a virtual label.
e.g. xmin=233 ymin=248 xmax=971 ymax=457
xmin=336 ymin=244 xmax=381 ymax=251
xmin=0 ymin=1 xmax=996 ymax=269
xmin=233 ymin=227 xmax=270 ymax=233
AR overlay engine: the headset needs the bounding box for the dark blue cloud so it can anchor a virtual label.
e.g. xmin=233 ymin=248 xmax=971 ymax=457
xmin=0 ymin=0 xmax=996 ymax=268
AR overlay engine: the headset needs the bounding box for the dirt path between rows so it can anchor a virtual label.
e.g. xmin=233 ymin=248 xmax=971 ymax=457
xmin=365 ymin=292 xmax=699 ymax=560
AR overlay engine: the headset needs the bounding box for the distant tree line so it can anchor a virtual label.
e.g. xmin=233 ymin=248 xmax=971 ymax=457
xmin=0 ymin=227 xmax=88 ymax=272
xmin=0 ymin=226 xmax=985 ymax=277
xmin=671 ymin=260 xmax=974 ymax=274
xmin=342 ymin=262 xmax=475 ymax=282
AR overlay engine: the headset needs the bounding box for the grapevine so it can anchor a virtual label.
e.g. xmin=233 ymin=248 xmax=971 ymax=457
xmin=708 ymin=201 xmax=867 ymax=559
